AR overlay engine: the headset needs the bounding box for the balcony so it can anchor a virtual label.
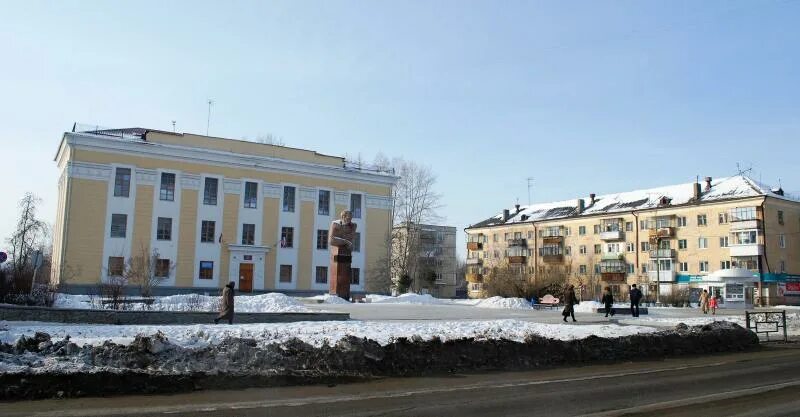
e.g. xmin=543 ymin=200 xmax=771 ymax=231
xmin=600 ymin=230 xmax=624 ymax=241
xmin=467 ymin=242 xmax=483 ymax=251
xmin=507 ymin=238 xmax=527 ymax=247
xmin=730 ymin=219 xmax=763 ymax=231
xmin=541 ymin=254 xmax=563 ymax=263
xmin=648 ymin=269 xmax=676 ymax=282
xmin=466 ymin=273 xmax=483 ymax=283
xmin=648 ymin=227 xmax=675 ymax=239
xmin=600 ymin=260 xmax=627 ymax=274
xmin=508 ymin=256 xmax=527 ymax=264
xmin=649 ymin=249 xmax=676 ymax=258
xmin=601 ymin=252 xmax=624 ymax=261
xmin=600 ymin=272 xmax=627 ymax=282
xmin=729 ymin=244 xmax=765 ymax=257
xmin=465 ymin=258 xmax=483 ymax=265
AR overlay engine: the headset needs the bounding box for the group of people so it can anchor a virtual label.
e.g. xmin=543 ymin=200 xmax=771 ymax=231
xmin=699 ymin=289 xmax=720 ymax=315
xmin=562 ymin=283 xmax=645 ymax=322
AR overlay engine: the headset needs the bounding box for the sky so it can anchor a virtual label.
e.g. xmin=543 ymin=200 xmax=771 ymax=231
xmin=1 ymin=0 xmax=799 ymax=259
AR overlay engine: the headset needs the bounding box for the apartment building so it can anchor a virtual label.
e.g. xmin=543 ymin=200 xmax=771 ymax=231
xmin=51 ymin=124 xmax=396 ymax=295
xmin=392 ymin=223 xmax=458 ymax=298
xmin=465 ymin=176 xmax=800 ymax=307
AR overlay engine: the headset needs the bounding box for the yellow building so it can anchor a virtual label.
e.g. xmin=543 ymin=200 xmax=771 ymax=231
xmin=51 ymin=125 xmax=396 ymax=295
xmin=465 ymin=176 xmax=800 ymax=307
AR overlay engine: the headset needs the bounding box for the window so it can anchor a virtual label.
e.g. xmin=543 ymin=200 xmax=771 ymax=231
xmin=351 ymin=267 xmax=360 ymax=285
xmin=720 ymin=260 xmax=731 ymax=270
xmin=679 ymin=262 xmax=688 ymax=272
xmin=565 ymin=246 xmax=572 ymax=256
xmin=730 ymin=207 xmax=757 ymax=221
xmin=625 ymin=222 xmax=633 ymax=232
xmin=579 ymin=245 xmax=587 ymax=254
xmin=780 ymin=261 xmax=786 ymax=273
xmin=283 ymin=186 xmax=295 ymax=212
xmin=494 ymin=250 xmax=499 ymax=259
xmin=156 ymin=217 xmax=172 ymax=241
xmin=279 ymin=265 xmax=292 ymax=282
xmin=493 ymin=234 xmax=498 ymax=242
xmin=281 ymin=227 xmax=294 ymax=248
xmin=108 ymin=257 xmax=124 ymax=276
xmin=244 ymin=182 xmax=258 ymax=208
xmin=579 ymin=265 xmax=587 ymax=274
xmin=593 ymin=225 xmax=600 ymax=234
xmin=527 ymin=231 xmax=533 ymax=239
xmin=113 ymin=167 xmax=131 ymax=197
xmin=579 ymin=226 xmax=586 ymax=235
xmin=718 ymin=212 xmax=728 ymax=224
xmin=698 ymin=237 xmax=708 ymax=249
xmin=315 ymin=266 xmax=328 ymax=284
xmin=317 ymin=230 xmax=329 ymax=250
xmin=778 ymin=210 xmax=784 ymax=225
xmin=699 ymin=261 xmax=709 ymax=273
xmin=241 ymin=223 xmax=255 ymax=245
xmin=110 ymin=214 xmax=127 ymax=238
xmin=677 ymin=217 xmax=687 ymax=227
xmin=594 ymin=264 xmax=601 ymax=274
xmin=203 ymin=178 xmax=218 ymax=205
xmin=199 ymin=261 xmax=214 ymax=279
xmin=779 ymin=234 xmax=786 ymax=248
xmin=201 ymin=221 xmax=216 ymax=243
xmin=159 ymin=173 xmax=176 ymax=201
xmin=697 ymin=214 xmax=707 ymax=226
xmin=353 ymin=232 xmax=361 ymax=252
xmin=504 ymin=233 xmax=510 ymax=241
xmin=627 ymin=264 xmax=635 ymax=274
xmin=607 ymin=243 xmax=620 ymax=253
xmin=318 ymin=190 xmax=330 ymax=216
xmin=678 ymin=239 xmax=687 ymax=250
xmin=641 ymin=263 xmax=648 ymax=273
xmin=641 ymin=242 xmax=650 ymax=252
xmin=627 ymin=242 xmax=635 ymax=252
xmin=719 ymin=236 xmax=729 ymax=248
xmin=155 ymin=259 xmax=170 ymax=278
xmin=640 ymin=220 xmax=647 ymax=230
xmin=594 ymin=244 xmax=601 ymax=254
xmin=565 ymin=227 xmax=571 ymax=236
xmin=350 ymin=193 xmax=362 ymax=218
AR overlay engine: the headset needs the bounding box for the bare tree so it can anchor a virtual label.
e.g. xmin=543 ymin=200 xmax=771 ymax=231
xmin=254 ymin=133 xmax=286 ymax=146
xmin=124 ymin=246 xmax=175 ymax=298
xmin=6 ymin=193 xmax=48 ymax=293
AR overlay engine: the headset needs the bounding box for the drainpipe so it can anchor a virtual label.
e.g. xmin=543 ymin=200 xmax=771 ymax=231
xmin=533 ymin=223 xmax=538 ymax=284
xmin=632 ymin=211 xmax=639 ymax=287
xmin=758 ymin=197 xmax=769 ymax=306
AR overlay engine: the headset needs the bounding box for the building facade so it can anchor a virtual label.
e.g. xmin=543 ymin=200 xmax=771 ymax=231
xmin=465 ymin=176 xmax=800 ymax=307
xmin=51 ymin=125 xmax=396 ymax=295
xmin=392 ymin=223 xmax=458 ymax=298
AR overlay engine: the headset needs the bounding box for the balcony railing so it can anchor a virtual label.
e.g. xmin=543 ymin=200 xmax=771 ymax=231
xmin=541 ymin=228 xmax=564 ymax=238
xmin=648 ymin=227 xmax=675 ymax=239
xmin=467 ymin=242 xmax=483 ymax=251
xmin=508 ymin=238 xmax=527 ymax=247
xmin=648 ymin=269 xmax=676 ymax=282
xmin=600 ymin=260 xmax=627 ymax=274
xmin=508 ymin=255 xmax=527 ymax=264
xmin=600 ymin=230 xmax=624 ymax=241
xmin=649 ymin=249 xmax=676 ymax=258
xmin=601 ymin=252 xmax=624 ymax=261
xmin=466 ymin=273 xmax=483 ymax=283
xmin=729 ymin=244 xmax=765 ymax=257
xmin=465 ymin=258 xmax=483 ymax=265
xmin=730 ymin=219 xmax=763 ymax=231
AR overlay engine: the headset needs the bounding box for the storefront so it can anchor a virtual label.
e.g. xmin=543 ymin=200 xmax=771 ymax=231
xmin=678 ymin=268 xmax=759 ymax=308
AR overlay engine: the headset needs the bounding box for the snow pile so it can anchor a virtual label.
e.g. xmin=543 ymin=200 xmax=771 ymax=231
xmin=473 ymin=296 xmax=532 ymax=310
xmin=52 ymin=293 xmax=310 ymax=313
xmin=0 ymin=319 xmax=661 ymax=348
xmin=307 ymin=294 xmax=350 ymax=305
xmin=52 ymin=294 xmax=93 ymax=309
xmin=366 ymin=293 xmax=445 ymax=305
xmin=573 ymin=301 xmax=602 ymax=313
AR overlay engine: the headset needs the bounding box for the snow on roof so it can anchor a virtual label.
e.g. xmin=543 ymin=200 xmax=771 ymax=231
xmin=468 ymin=176 xmax=798 ymax=229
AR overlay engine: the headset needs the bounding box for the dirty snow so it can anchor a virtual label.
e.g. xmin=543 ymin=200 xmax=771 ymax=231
xmin=621 ymin=310 xmax=800 ymax=336
xmin=51 ymin=293 xmax=310 ymax=313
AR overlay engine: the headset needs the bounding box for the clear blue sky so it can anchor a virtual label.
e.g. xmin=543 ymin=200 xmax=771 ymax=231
xmin=1 ymin=0 xmax=799 ymax=258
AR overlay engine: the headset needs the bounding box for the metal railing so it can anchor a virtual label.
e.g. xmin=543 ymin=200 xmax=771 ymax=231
xmin=745 ymin=310 xmax=787 ymax=342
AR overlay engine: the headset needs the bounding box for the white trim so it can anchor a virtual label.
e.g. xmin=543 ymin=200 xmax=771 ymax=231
xmin=136 ymin=168 xmax=158 ymax=186
xmin=181 ymin=173 xmax=201 ymax=190
xmin=101 ymin=163 xmax=137 ymax=282
xmin=194 ymin=173 xmax=224 ymax=287
xmin=67 ymin=161 xmax=112 ymax=181
xmin=263 ymin=182 xmax=282 ymax=199
xmin=64 ymin=132 xmax=398 ymax=187
xmin=366 ymin=195 xmax=392 ymax=210
xmin=299 ymin=187 xmax=316 ymax=202
xmin=223 ymin=178 xmax=242 ymax=194
xmin=275 ymin=183 xmax=300 ymax=290
xmin=150 ymin=168 xmax=182 ymax=287
xmin=312 ymin=187 xmax=334 ymax=291
xmin=334 ymin=191 xmax=349 ymax=206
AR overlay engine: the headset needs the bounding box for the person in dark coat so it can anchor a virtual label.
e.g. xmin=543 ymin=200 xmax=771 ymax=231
xmin=562 ymin=284 xmax=578 ymax=322
xmin=601 ymin=286 xmax=615 ymax=317
xmin=214 ymin=281 xmax=236 ymax=324
xmin=629 ymin=284 xmax=642 ymax=317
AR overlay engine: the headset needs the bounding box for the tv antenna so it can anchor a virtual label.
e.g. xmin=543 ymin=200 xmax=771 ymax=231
xmin=206 ymin=99 xmax=214 ymax=136
xmin=527 ymin=177 xmax=534 ymax=205
xmin=171 ymin=120 xmax=176 ymax=132
xmin=736 ymin=162 xmax=752 ymax=176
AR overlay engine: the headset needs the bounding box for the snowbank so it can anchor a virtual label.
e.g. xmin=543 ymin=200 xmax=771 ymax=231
xmin=365 ymin=293 xmax=446 ymax=305
xmin=473 ymin=296 xmax=532 ymax=310
xmin=52 ymin=293 xmax=310 ymax=313
xmin=307 ymin=294 xmax=351 ymax=305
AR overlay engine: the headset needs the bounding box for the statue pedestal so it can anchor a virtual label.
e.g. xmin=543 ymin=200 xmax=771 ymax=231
xmin=330 ymin=250 xmax=352 ymax=301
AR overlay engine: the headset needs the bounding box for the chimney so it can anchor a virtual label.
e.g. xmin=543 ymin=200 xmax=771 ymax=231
xmin=576 ymin=199 xmax=585 ymax=214
xmin=693 ymin=182 xmax=702 ymax=200
xmin=515 ymin=203 xmax=521 ymax=214
xmin=502 ymin=209 xmax=510 ymax=222
xmin=773 ymin=187 xmax=785 ymax=196
xmin=704 ymin=177 xmax=712 ymax=191
xmin=589 ymin=193 xmax=596 ymax=205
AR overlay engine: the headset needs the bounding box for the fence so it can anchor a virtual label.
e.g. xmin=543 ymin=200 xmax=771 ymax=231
xmin=745 ymin=310 xmax=787 ymax=342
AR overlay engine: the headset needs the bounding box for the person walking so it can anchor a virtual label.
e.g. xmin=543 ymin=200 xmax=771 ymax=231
xmin=563 ymin=284 xmax=578 ymax=323
xmin=709 ymin=294 xmax=718 ymax=315
xmin=699 ymin=289 xmax=710 ymax=314
xmin=601 ymin=287 xmax=615 ymax=317
xmin=629 ymin=284 xmax=642 ymax=317
xmin=214 ymin=281 xmax=236 ymax=325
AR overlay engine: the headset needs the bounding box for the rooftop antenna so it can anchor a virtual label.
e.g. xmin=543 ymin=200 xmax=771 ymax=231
xmin=171 ymin=120 xmax=176 ymax=133
xmin=527 ymin=177 xmax=534 ymax=205
xmin=736 ymin=162 xmax=753 ymax=177
xmin=206 ymin=99 xmax=214 ymax=136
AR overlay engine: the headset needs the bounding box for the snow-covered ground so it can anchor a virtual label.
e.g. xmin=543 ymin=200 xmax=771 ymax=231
xmin=51 ymin=293 xmax=310 ymax=313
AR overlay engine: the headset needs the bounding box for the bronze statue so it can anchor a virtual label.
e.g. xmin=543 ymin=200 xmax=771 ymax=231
xmin=329 ymin=210 xmax=357 ymax=301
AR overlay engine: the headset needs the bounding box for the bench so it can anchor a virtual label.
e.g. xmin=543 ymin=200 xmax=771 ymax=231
xmin=533 ymin=294 xmax=560 ymax=310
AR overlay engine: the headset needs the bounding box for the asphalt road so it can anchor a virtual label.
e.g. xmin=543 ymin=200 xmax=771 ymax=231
xmin=3 ymin=345 xmax=800 ymax=417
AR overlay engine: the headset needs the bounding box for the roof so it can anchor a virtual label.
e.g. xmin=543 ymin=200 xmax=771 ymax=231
xmin=467 ymin=176 xmax=798 ymax=230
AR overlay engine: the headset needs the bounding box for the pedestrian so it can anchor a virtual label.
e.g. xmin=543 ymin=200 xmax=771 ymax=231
xmin=602 ymin=286 xmax=615 ymax=317
xmin=709 ymin=294 xmax=718 ymax=315
xmin=699 ymin=289 xmax=709 ymax=314
xmin=562 ymin=284 xmax=578 ymax=323
xmin=629 ymin=284 xmax=642 ymax=317
xmin=214 ymin=281 xmax=236 ymax=325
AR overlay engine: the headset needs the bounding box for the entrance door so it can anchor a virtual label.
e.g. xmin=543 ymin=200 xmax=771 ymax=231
xmin=239 ymin=263 xmax=253 ymax=293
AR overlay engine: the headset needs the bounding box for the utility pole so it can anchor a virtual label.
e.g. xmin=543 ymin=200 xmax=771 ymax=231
xmin=206 ymin=99 xmax=214 ymax=136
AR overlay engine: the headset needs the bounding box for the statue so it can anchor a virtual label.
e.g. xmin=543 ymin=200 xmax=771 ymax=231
xmin=329 ymin=210 xmax=357 ymax=301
